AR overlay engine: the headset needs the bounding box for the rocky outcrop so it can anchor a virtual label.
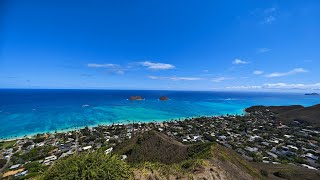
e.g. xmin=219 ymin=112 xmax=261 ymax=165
xmin=159 ymin=96 xmax=169 ymax=101
xmin=129 ymin=96 xmax=144 ymax=100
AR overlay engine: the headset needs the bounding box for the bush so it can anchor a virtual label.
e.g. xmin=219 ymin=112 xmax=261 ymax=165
xmin=260 ymin=169 xmax=268 ymax=177
xmin=22 ymin=141 xmax=33 ymax=148
xmin=41 ymin=151 xmax=132 ymax=180
xmin=21 ymin=146 xmax=55 ymax=161
xmin=25 ymin=161 xmax=47 ymax=173
xmin=33 ymin=136 xmax=46 ymax=143
xmin=0 ymin=159 xmax=7 ymax=168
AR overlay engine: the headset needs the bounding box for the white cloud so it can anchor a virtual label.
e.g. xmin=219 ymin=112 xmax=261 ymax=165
xmin=148 ymin=76 xmax=202 ymax=81
xmin=257 ymin=48 xmax=271 ymax=53
xmin=211 ymin=77 xmax=232 ymax=83
xmin=226 ymin=85 xmax=262 ymax=89
xmin=253 ymin=70 xmax=264 ymax=75
xmin=263 ymin=83 xmax=320 ymax=90
xmin=226 ymin=83 xmax=320 ymax=90
xmin=265 ymin=68 xmax=308 ymax=78
xmin=140 ymin=61 xmax=175 ymax=70
xmin=87 ymin=63 xmax=124 ymax=74
xmin=87 ymin=63 xmax=117 ymax=68
xmin=232 ymin=58 xmax=248 ymax=65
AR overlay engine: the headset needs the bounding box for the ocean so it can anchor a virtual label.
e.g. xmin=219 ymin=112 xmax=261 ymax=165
xmin=0 ymin=89 xmax=319 ymax=139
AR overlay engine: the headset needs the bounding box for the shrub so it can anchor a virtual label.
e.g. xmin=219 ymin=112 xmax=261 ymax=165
xmin=41 ymin=151 xmax=132 ymax=180
xmin=0 ymin=159 xmax=7 ymax=168
xmin=260 ymin=169 xmax=268 ymax=177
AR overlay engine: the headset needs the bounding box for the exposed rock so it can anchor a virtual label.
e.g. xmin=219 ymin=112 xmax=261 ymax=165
xmin=129 ymin=96 xmax=144 ymax=101
xmin=159 ymin=96 xmax=169 ymax=101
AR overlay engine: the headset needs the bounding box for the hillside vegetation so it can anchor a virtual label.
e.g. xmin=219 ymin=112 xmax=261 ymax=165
xmin=37 ymin=131 xmax=262 ymax=180
xmin=246 ymin=104 xmax=320 ymax=127
xmin=114 ymin=130 xmax=212 ymax=164
xmin=40 ymin=151 xmax=131 ymax=180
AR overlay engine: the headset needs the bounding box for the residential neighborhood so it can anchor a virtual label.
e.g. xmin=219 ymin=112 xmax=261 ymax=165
xmin=1 ymin=107 xmax=319 ymax=179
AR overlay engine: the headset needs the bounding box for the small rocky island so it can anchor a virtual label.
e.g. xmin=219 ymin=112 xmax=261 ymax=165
xmin=159 ymin=96 xmax=169 ymax=101
xmin=129 ymin=96 xmax=144 ymax=100
xmin=305 ymin=93 xmax=319 ymax=96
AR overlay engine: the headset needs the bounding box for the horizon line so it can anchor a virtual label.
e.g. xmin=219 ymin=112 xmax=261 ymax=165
xmin=0 ymin=87 xmax=314 ymax=94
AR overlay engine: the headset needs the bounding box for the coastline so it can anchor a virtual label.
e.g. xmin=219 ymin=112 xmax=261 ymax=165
xmin=1 ymin=89 xmax=318 ymax=141
xmin=0 ymin=111 xmax=244 ymax=141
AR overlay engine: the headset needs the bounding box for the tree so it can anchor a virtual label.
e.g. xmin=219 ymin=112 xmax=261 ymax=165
xmin=41 ymin=150 xmax=131 ymax=180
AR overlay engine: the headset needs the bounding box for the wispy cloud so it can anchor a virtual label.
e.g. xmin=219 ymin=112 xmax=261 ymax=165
xmin=262 ymin=7 xmax=277 ymax=24
xmin=264 ymin=7 xmax=276 ymax=14
xmin=263 ymin=15 xmax=275 ymax=24
xmin=257 ymin=48 xmax=271 ymax=53
xmin=148 ymin=76 xmax=202 ymax=81
xmin=226 ymin=82 xmax=320 ymax=90
xmin=265 ymin=68 xmax=308 ymax=78
xmin=253 ymin=70 xmax=264 ymax=75
xmin=263 ymin=83 xmax=320 ymax=90
xmin=80 ymin=74 xmax=93 ymax=77
xmin=211 ymin=77 xmax=233 ymax=83
xmin=87 ymin=63 xmax=117 ymax=68
xmin=87 ymin=63 xmax=125 ymax=74
xmin=226 ymin=85 xmax=262 ymax=89
xmin=140 ymin=61 xmax=175 ymax=70
xmin=232 ymin=58 xmax=248 ymax=65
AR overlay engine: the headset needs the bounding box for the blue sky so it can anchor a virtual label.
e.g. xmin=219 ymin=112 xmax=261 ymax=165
xmin=1 ymin=0 xmax=320 ymax=91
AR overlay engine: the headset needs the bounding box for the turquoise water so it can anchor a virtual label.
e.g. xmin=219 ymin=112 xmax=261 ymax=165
xmin=0 ymin=89 xmax=319 ymax=139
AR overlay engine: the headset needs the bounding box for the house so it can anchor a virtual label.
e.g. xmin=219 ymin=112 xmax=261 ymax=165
xmin=267 ymin=152 xmax=278 ymax=159
xmin=304 ymin=153 xmax=319 ymax=161
xmin=43 ymin=155 xmax=57 ymax=166
xmin=301 ymin=164 xmax=318 ymax=170
xmin=121 ymin=155 xmax=127 ymax=160
xmin=9 ymin=164 xmax=21 ymax=170
xmin=105 ymin=147 xmax=113 ymax=154
xmin=82 ymin=146 xmax=92 ymax=151
xmin=15 ymin=170 xmax=28 ymax=177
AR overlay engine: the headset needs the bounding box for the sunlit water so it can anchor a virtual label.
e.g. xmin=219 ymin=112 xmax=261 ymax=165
xmin=0 ymin=89 xmax=319 ymax=139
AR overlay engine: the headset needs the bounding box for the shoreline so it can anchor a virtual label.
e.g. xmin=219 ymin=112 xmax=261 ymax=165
xmin=0 ymin=111 xmax=244 ymax=142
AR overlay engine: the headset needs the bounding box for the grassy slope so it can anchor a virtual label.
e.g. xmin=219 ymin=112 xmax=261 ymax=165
xmin=277 ymin=104 xmax=320 ymax=127
xmin=246 ymin=104 xmax=320 ymax=127
xmin=252 ymin=162 xmax=320 ymax=180
xmin=115 ymin=131 xmax=262 ymax=179
xmin=115 ymin=131 xmax=200 ymax=164
xmin=0 ymin=140 xmax=16 ymax=149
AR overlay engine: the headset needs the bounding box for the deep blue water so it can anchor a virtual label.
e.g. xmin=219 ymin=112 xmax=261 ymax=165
xmin=0 ymin=89 xmax=319 ymax=139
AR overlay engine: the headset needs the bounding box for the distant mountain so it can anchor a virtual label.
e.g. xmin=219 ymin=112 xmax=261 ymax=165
xmin=246 ymin=104 xmax=320 ymax=127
